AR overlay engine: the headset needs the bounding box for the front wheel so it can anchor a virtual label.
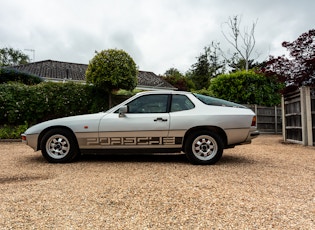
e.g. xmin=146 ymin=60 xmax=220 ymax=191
xmin=185 ymin=131 xmax=223 ymax=165
xmin=40 ymin=128 xmax=80 ymax=163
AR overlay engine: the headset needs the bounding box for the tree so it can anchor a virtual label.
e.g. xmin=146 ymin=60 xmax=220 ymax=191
xmin=262 ymin=29 xmax=315 ymax=91
xmin=229 ymin=58 xmax=262 ymax=72
xmin=163 ymin=68 xmax=194 ymax=91
xmin=86 ymin=49 xmax=137 ymax=107
xmin=0 ymin=47 xmax=30 ymax=66
xmin=221 ymin=15 xmax=258 ymax=71
xmin=189 ymin=42 xmax=225 ymax=90
xmin=209 ymin=70 xmax=284 ymax=106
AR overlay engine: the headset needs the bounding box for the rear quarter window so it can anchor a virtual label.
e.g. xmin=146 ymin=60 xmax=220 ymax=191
xmin=170 ymin=95 xmax=195 ymax=112
xmin=193 ymin=93 xmax=246 ymax=108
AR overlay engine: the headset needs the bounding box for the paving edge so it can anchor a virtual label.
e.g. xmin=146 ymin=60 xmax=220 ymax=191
xmin=0 ymin=139 xmax=22 ymax=142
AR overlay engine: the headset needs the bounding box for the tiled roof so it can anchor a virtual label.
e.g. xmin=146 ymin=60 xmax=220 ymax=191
xmin=10 ymin=60 xmax=176 ymax=90
xmin=136 ymin=71 xmax=176 ymax=90
xmin=12 ymin=60 xmax=86 ymax=81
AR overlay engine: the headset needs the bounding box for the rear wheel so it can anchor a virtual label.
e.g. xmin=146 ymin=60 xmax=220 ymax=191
xmin=185 ymin=131 xmax=223 ymax=165
xmin=40 ymin=128 xmax=80 ymax=163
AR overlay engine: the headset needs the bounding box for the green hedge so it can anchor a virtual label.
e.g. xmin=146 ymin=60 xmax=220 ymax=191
xmin=0 ymin=68 xmax=43 ymax=85
xmin=0 ymin=82 xmax=109 ymax=126
xmin=209 ymin=70 xmax=284 ymax=106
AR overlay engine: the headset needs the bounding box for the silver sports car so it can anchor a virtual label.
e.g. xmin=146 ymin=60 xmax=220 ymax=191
xmin=22 ymin=91 xmax=259 ymax=165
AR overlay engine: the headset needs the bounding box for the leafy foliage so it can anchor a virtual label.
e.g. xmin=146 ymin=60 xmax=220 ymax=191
xmin=0 ymin=47 xmax=30 ymax=66
xmin=191 ymin=88 xmax=213 ymax=96
xmin=0 ymin=68 xmax=42 ymax=85
xmin=189 ymin=43 xmax=225 ymax=90
xmin=0 ymin=82 xmax=108 ymax=126
xmin=86 ymin=49 xmax=137 ymax=92
xmin=0 ymin=122 xmax=28 ymax=139
xmin=163 ymin=68 xmax=194 ymax=91
xmin=262 ymin=29 xmax=315 ymax=91
xmin=209 ymin=70 xmax=284 ymax=106
xmin=229 ymin=58 xmax=262 ymax=72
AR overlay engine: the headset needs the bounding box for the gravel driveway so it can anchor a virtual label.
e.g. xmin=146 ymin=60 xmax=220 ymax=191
xmin=0 ymin=135 xmax=314 ymax=229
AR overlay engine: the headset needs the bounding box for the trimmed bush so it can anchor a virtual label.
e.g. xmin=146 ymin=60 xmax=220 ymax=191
xmin=0 ymin=68 xmax=43 ymax=85
xmin=0 ymin=82 xmax=109 ymax=126
xmin=209 ymin=70 xmax=284 ymax=106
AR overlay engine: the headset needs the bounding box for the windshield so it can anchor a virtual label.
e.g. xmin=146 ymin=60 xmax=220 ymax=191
xmin=193 ymin=94 xmax=247 ymax=108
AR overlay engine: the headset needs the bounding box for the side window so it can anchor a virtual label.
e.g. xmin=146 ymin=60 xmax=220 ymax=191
xmin=127 ymin=95 xmax=169 ymax=113
xmin=171 ymin=95 xmax=195 ymax=112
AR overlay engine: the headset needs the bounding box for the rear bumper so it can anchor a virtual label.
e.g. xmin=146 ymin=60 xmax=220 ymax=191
xmin=242 ymin=128 xmax=260 ymax=144
xmin=250 ymin=130 xmax=260 ymax=138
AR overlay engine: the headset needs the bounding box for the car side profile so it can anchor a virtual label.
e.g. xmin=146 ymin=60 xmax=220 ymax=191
xmin=22 ymin=91 xmax=259 ymax=165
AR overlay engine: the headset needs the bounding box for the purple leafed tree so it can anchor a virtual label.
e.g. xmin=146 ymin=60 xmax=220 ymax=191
xmin=262 ymin=29 xmax=315 ymax=92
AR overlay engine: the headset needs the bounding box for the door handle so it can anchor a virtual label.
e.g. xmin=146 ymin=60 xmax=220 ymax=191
xmin=154 ymin=117 xmax=168 ymax=122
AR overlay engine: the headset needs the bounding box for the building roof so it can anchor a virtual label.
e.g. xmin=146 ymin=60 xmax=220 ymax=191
xmin=10 ymin=60 xmax=176 ymax=90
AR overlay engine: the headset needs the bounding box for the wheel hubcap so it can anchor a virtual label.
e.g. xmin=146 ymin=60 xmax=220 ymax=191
xmin=46 ymin=135 xmax=70 ymax=159
xmin=192 ymin=135 xmax=217 ymax=160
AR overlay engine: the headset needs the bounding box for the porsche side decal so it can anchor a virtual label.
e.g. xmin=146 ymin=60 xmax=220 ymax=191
xmin=86 ymin=137 xmax=182 ymax=146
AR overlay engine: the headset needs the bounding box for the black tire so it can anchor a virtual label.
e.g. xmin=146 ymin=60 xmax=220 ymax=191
xmin=185 ymin=131 xmax=223 ymax=165
xmin=40 ymin=128 xmax=80 ymax=163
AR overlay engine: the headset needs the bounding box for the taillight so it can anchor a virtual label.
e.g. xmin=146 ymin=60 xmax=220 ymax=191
xmin=251 ymin=116 xmax=257 ymax=126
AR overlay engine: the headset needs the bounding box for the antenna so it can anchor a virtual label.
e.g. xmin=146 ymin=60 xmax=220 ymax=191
xmin=24 ymin=49 xmax=35 ymax=62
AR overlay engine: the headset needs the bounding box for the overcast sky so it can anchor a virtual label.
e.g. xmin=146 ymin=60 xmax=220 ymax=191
xmin=1 ymin=0 xmax=314 ymax=74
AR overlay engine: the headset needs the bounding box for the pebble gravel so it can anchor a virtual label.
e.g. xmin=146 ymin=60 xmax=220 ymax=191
xmin=0 ymin=135 xmax=314 ymax=229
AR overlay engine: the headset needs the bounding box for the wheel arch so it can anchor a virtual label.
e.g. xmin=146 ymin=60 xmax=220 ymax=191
xmin=37 ymin=126 xmax=78 ymax=150
xmin=183 ymin=126 xmax=228 ymax=149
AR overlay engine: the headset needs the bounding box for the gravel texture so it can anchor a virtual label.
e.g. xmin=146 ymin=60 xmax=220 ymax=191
xmin=0 ymin=135 xmax=314 ymax=229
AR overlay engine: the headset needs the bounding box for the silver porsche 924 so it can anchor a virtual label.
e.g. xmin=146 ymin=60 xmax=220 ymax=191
xmin=22 ymin=91 xmax=259 ymax=165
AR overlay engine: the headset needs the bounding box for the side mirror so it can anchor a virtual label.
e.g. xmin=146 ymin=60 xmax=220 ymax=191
xmin=119 ymin=105 xmax=128 ymax=117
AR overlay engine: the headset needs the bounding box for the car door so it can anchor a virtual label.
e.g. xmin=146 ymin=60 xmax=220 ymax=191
xmin=98 ymin=94 xmax=170 ymax=149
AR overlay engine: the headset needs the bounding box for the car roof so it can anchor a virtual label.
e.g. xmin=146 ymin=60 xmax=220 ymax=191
xmin=136 ymin=90 xmax=191 ymax=96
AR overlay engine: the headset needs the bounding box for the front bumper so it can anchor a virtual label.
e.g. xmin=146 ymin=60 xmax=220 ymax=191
xmin=21 ymin=133 xmax=39 ymax=151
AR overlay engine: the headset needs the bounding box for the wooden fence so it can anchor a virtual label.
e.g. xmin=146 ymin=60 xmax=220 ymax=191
xmin=282 ymin=86 xmax=315 ymax=146
xmin=247 ymin=105 xmax=282 ymax=134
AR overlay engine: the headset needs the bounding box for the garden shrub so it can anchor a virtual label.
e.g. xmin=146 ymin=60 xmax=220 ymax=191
xmin=0 ymin=122 xmax=28 ymax=139
xmin=0 ymin=68 xmax=42 ymax=85
xmin=209 ymin=70 xmax=284 ymax=106
xmin=0 ymin=82 xmax=109 ymax=127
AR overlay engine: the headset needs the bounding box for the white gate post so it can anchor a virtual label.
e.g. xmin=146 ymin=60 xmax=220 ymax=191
xmin=281 ymin=95 xmax=286 ymax=142
xmin=300 ymin=86 xmax=313 ymax=146
xmin=300 ymin=87 xmax=307 ymax=145
xmin=304 ymin=87 xmax=313 ymax=146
